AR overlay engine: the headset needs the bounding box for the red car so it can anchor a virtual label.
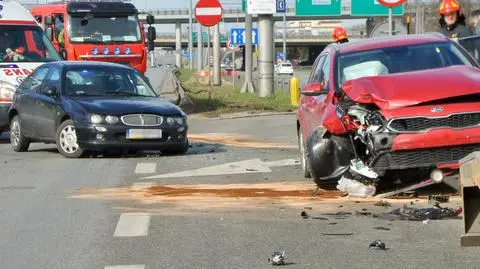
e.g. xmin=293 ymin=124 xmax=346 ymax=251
xmin=297 ymin=33 xmax=480 ymax=190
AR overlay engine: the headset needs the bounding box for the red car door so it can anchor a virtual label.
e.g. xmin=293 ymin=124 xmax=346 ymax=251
xmin=300 ymin=53 xmax=331 ymax=138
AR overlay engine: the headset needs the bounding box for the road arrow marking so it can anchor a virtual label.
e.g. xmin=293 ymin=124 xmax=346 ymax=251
xmin=141 ymin=158 xmax=300 ymax=180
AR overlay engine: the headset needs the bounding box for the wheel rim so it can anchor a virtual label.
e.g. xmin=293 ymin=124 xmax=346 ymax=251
xmin=10 ymin=119 xmax=20 ymax=147
xmin=299 ymin=132 xmax=307 ymax=172
xmin=59 ymin=125 xmax=79 ymax=154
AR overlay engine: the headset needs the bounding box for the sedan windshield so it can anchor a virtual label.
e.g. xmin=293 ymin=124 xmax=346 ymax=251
xmin=0 ymin=25 xmax=61 ymax=63
xmin=65 ymin=67 xmax=156 ymax=97
xmin=69 ymin=15 xmax=141 ymax=43
xmin=336 ymin=41 xmax=476 ymax=88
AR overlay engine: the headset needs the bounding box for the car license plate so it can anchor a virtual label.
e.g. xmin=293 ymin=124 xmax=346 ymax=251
xmin=126 ymin=129 xmax=162 ymax=139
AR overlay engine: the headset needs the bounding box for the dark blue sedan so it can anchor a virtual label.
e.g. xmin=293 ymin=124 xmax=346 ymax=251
xmin=8 ymin=61 xmax=189 ymax=158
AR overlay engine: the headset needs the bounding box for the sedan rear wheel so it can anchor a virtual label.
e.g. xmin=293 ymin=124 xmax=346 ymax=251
xmin=56 ymin=120 xmax=84 ymax=158
xmin=10 ymin=115 xmax=30 ymax=152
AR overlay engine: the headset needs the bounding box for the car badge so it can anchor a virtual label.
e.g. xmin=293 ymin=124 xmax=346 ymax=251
xmin=92 ymin=47 xmax=98 ymax=55
xmin=431 ymin=106 xmax=444 ymax=113
xmin=114 ymin=48 xmax=121 ymax=55
xmin=103 ymin=47 xmax=109 ymax=55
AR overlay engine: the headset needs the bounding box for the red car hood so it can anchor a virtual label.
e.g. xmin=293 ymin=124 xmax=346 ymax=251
xmin=341 ymin=65 xmax=480 ymax=110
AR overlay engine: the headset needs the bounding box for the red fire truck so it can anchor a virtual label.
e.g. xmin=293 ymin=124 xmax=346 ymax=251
xmin=30 ymin=1 xmax=156 ymax=74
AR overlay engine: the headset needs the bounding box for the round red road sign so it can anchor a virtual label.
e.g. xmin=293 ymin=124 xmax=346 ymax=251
xmin=195 ymin=0 xmax=223 ymax=27
xmin=376 ymin=0 xmax=407 ymax=8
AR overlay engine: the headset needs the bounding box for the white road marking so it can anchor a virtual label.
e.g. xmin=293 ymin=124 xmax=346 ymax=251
xmin=142 ymin=158 xmax=300 ymax=180
xmin=114 ymin=213 xmax=151 ymax=237
xmin=264 ymin=159 xmax=300 ymax=167
xmin=105 ymin=265 xmax=145 ymax=269
xmin=135 ymin=163 xmax=156 ymax=174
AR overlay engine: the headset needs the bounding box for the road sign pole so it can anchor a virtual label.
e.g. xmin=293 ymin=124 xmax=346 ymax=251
xmin=283 ymin=12 xmax=286 ymax=62
xmin=241 ymin=13 xmax=255 ymax=93
xmin=175 ymin=22 xmax=182 ymax=68
xmin=258 ymin=14 xmax=274 ymax=97
xmin=389 ymin=7 xmax=393 ymax=36
xmin=207 ymin=26 xmax=212 ymax=99
xmin=197 ymin=24 xmax=203 ymax=72
xmin=213 ymin=23 xmax=221 ymax=86
xmin=189 ymin=0 xmax=193 ymax=69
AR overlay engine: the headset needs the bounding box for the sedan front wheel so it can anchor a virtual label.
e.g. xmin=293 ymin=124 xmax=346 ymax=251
xmin=10 ymin=115 xmax=30 ymax=152
xmin=56 ymin=120 xmax=84 ymax=158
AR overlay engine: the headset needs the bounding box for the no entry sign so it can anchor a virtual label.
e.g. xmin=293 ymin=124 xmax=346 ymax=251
xmin=195 ymin=0 xmax=223 ymax=27
xmin=376 ymin=0 xmax=407 ymax=8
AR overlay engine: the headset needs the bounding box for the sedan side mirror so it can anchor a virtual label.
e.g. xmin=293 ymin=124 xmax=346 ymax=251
xmin=301 ymin=82 xmax=323 ymax=96
xmin=44 ymin=85 xmax=57 ymax=97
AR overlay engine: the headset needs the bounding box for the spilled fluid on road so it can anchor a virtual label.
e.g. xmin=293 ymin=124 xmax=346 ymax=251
xmin=188 ymin=133 xmax=298 ymax=149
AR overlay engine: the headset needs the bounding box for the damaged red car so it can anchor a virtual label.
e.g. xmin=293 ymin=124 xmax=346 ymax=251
xmin=297 ymin=33 xmax=480 ymax=191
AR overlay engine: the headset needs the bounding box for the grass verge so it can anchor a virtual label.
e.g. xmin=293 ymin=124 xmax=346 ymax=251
xmin=175 ymin=68 xmax=297 ymax=117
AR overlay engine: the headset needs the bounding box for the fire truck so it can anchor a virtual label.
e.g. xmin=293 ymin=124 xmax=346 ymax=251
xmin=0 ymin=1 xmax=63 ymax=134
xmin=30 ymin=1 xmax=156 ymax=74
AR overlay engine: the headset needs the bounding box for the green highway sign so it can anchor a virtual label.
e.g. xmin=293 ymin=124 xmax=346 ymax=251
xmin=351 ymin=0 xmax=404 ymax=16
xmin=295 ymin=0 xmax=341 ymax=16
xmin=192 ymin=32 xmax=228 ymax=44
xmin=242 ymin=0 xmax=246 ymax=12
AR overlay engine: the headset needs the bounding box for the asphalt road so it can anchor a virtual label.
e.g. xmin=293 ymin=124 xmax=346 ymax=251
xmin=0 ymin=112 xmax=479 ymax=269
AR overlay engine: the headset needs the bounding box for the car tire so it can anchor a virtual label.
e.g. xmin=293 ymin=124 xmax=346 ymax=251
xmin=298 ymin=128 xmax=311 ymax=178
xmin=56 ymin=120 xmax=84 ymax=158
xmin=10 ymin=115 xmax=30 ymax=152
xmin=162 ymin=139 xmax=189 ymax=156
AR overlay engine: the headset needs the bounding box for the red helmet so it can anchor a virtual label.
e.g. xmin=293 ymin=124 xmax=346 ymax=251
xmin=332 ymin=26 xmax=347 ymax=43
xmin=440 ymin=0 xmax=460 ymax=15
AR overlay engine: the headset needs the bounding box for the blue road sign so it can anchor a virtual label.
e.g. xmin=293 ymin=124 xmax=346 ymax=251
xmin=277 ymin=0 xmax=286 ymax=12
xmin=230 ymin=28 xmax=259 ymax=46
xmin=183 ymin=50 xmax=190 ymax=57
xmin=276 ymin=52 xmax=285 ymax=61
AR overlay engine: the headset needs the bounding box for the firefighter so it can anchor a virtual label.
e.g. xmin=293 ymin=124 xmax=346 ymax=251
xmin=332 ymin=26 xmax=349 ymax=44
xmin=439 ymin=0 xmax=472 ymax=41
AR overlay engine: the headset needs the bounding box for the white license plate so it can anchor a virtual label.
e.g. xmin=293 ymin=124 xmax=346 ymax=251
xmin=126 ymin=129 xmax=162 ymax=139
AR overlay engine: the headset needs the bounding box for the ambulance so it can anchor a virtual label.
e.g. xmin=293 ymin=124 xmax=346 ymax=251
xmin=0 ymin=0 xmax=62 ymax=134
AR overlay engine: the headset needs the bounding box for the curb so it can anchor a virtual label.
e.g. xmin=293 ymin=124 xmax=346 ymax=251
xmin=188 ymin=111 xmax=297 ymax=120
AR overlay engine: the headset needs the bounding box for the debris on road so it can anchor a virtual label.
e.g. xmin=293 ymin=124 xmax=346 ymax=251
xmin=374 ymin=200 xmax=392 ymax=207
xmin=379 ymin=205 xmax=462 ymax=221
xmin=268 ymin=251 xmax=286 ymax=266
xmin=300 ymin=211 xmax=329 ymax=220
xmin=428 ymin=195 xmax=450 ymax=205
xmin=337 ymin=176 xmax=376 ymax=198
xmin=188 ymin=133 xmax=297 ymax=149
xmin=322 ymin=232 xmax=353 ymax=236
xmin=369 ymin=240 xmax=387 ymax=250
xmin=374 ymin=227 xmax=391 ymax=231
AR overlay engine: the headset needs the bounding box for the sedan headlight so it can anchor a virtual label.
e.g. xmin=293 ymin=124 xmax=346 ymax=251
xmin=166 ymin=117 xmax=185 ymax=125
xmin=105 ymin=115 xmax=119 ymax=124
xmin=90 ymin=114 xmax=103 ymax=124
xmin=0 ymin=81 xmax=16 ymax=103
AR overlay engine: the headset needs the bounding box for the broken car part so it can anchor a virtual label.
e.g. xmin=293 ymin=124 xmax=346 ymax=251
xmin=336 ymin=176 xmax=376 ymax=198
xmin=268 ymin=251 xmax=286 ymax=266
xmin=369 ymin=240 xmax=387 ymax=250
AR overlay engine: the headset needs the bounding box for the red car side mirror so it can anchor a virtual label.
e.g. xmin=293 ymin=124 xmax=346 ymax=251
xmin=302 ymin=82 xmax=323 ymax=96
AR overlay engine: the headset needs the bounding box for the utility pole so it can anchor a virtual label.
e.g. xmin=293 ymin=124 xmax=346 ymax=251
xmin=388 ymin=7 xmax=393 ymax=36
xmin=197 ymin=24 xmax=203 ymax=72
xmin=241 ymin=13 xmax=255 ymax=93
xmin=189 ymin=0 xmax=193 ymax=69
xmin=258 ymin=14 xmax=274 ymax=97
xmin=213 ymin=23 xmax=221 ymax=86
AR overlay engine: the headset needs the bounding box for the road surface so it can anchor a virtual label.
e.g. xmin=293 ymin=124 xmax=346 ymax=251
xmin=0 ymin=110 xmax=478 ymax=268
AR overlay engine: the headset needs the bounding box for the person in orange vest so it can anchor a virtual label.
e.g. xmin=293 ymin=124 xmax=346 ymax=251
xmin=332 ymin=26 xmax=349 ymax=44
xmin=439 ymin=0 xmax=472 ymax=40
